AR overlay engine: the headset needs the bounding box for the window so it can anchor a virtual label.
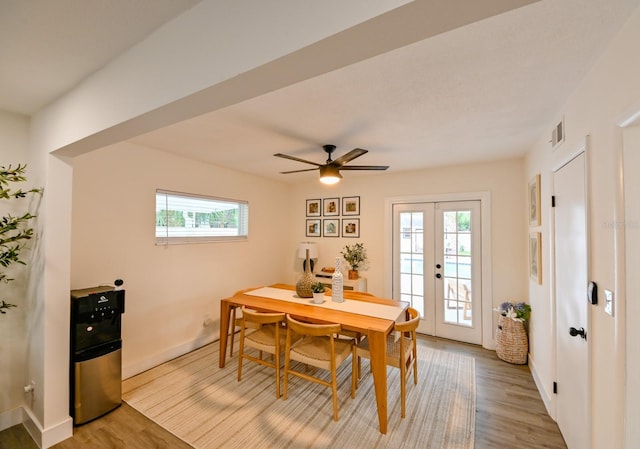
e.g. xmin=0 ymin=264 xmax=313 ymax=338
xmin=155 ymin=190 xmax=248 ymax=244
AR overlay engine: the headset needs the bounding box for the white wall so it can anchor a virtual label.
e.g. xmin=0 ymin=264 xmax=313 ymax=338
xmin=525 ymin=5 xmax=640 ymax=449
xmin=285 ymin=157 xmax=527 ymax=343
xmin=71 ymin=142 xmax=291 ymax=377
xmin=0 ymin=110 xmax=31 ymax=429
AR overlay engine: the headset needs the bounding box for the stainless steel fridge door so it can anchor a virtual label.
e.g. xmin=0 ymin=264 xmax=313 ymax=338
xmin=73 ymin=348 xmax=121 ymax=425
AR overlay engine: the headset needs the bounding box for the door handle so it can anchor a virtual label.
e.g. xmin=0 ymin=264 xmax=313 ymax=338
xmin=435 ymin=273 xmax=442 ymax=279
xmin=569 ymin=327 xmax=587 ymax=340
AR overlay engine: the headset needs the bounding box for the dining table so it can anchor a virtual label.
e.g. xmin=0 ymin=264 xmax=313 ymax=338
xmin=218 ymin=283 xmax=408 ymax=434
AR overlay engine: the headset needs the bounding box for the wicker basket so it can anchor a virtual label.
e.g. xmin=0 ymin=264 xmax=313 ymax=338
xmin=496 ymin=314 xmax=528 ymax=364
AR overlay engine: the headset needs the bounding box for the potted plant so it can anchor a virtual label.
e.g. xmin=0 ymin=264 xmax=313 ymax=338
xmin=494 ymin=301 xmax=532 ymax=364
xmin=0 ymin=164 xmax=43 ymax=314
xmin=341 ymin=242 xmax=367 ymax=280
xmin=311 ymin=282 xmax=326 ymax=303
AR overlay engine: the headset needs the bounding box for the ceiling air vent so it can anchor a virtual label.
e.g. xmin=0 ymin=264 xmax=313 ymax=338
xmin=551 ymin=118 xmax=565 ymax=150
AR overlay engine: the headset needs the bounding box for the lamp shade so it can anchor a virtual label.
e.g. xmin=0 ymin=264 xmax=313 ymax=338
xmin=298 ymin=242 xmax=318 ymax=259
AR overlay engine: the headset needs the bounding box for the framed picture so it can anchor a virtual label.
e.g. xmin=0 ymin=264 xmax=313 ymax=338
xmin=306 ymin=219 xmax=321 ymax=237
xmin=529 ymin=232 xmax=542 ymax=284
xmin=323 ymin=198 xmax=340 ymax=216
xmin=342 ymin=196 xmax=360 ymax=215
xmin=342 ymin=218 xmax=360 ymax=238
xmin=306 ymin=199 xmax=321 ymax=217
xmin=528 ymin=174 xmax=541 ymax=226
xmin=323 ymin=219 xmax=340 ymax=237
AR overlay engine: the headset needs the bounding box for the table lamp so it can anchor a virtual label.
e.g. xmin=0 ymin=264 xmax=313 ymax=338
xmin=298 ymin=242 xmax=318 ymax=273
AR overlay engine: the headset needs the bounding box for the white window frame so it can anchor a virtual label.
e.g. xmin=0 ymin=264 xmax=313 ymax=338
xmin=155 ymin=189 xmax=248 ymax=245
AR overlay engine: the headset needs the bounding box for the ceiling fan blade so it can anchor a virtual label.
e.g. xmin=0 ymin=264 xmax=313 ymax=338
xmin=280 ymin=168 xmax=320 ymax=174
xmin=274 ymin=153 xmax=322 ymax=167
xmin=339 ymin=165 xmax=389 ymax=171
xmin=332 ymin=148 xmax=368 ymax=166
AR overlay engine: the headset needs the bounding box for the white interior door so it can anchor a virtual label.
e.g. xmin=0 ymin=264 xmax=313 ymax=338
xmin=554 ymin=151 xmax=590 ymax=449
xmin=392 ymin=201 xmax=482 ymax=344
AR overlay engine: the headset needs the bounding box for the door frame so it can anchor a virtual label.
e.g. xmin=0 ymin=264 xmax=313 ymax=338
xmin=549 ymin=139 xmax=592 ymax=444
xmin=384 ymin=191 xmax=494 ymax=349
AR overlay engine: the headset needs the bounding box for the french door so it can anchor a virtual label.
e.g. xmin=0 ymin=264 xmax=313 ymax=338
xmin=392 ymin=201 xmax=482 ymax=344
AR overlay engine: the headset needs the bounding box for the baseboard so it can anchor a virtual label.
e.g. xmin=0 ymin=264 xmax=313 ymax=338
xmin=0 ymin=406 xmax=23 ymax=431
xmin=528 ymin=352 xmax=556 ymax=421
xmin=123 ymin=333 xmax=217 ymax=379
xmin=22 ymin=406 xmax=73 ymax=449
xmin=1 ymin=406 xmax=72 ymax=449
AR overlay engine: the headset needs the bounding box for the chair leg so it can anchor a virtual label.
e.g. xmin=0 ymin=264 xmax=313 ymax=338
xmin=229 ymin=306 xmax=236 ymax=357
xmin=275 ymin=349 xmax=281 ymax=398
xmin=400 ymin=359 xmax=407 ymax=418
xmin=283 ymin=348 xmax=290 ymax=401
xmin=331 ymin=364 xmax=339 ymax=421
xmin=351 ymin=349 xmax=357 ymax=399
xmin=237 ymin=331 xmax=244 ymax=382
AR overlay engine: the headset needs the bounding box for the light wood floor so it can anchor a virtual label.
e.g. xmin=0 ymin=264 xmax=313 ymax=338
xmin=0 ymin=336 xmax=566 ymax=449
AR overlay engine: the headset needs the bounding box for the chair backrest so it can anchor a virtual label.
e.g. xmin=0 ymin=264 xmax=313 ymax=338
xmin=242 ymin=307 xmax=285 ymax=325
xmin=286 ymin=314 xmax=341 ymax=337
xmin=394 ymin=307 xmax=420 ymax=333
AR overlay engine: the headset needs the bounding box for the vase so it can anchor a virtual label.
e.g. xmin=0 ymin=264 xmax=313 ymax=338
xmin=296 ymin=249 xmax=314 ymax=298
xmin=348 ymin=269 xmax=358 ymax=280
xmin=331 ymin=257 xmax=344 ymax=303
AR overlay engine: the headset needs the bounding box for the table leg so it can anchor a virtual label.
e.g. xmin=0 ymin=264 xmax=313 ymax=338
xmin=219 ymin=299 xmax=231 ymax=368
xmin=368 ymin=329 xmax=388 ymax=434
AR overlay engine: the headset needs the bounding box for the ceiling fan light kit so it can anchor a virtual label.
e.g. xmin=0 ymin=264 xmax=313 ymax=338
xmin=274 ymin=144 xmax=389 ymax=184
xmin=319 ymin=165 xmax=342 ymax=184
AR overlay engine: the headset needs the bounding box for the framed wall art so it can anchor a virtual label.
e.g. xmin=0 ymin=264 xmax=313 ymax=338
xmin=323 ymin=197 xmax=340 ymax=216
xmin=342 ymin=218 xmax=360 ymax=238
xmin=323 ymin=219 xmax=340 ymax=237
xmin=528 ymin=174 xmax=541 ymax=226
xmin=529 ymin=232 xmax=542 ymax=284
xmin=342 ymin=196 xmax=360 ymax=216
xmin=306 ymin=219 xmax=321 ymax=237
xmin=306 ymin=199 xmax=321 ymax=217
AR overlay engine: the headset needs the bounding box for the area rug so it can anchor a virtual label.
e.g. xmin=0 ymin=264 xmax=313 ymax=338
xmin=123 ymin=339 xmax=475 ymax=449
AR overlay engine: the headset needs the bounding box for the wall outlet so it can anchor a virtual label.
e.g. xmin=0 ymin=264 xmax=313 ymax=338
xmin=24 ymin=380 xmax=35 ymax=393
xmin=604 ymin=289 xmax=614 ymax=316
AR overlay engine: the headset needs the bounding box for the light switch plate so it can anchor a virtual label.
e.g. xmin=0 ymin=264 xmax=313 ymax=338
xmin=604 ymin=289 xmax=614 ymax=316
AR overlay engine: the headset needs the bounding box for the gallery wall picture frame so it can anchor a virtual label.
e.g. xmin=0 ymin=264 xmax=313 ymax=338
xmin=306 ymin=199 xmax=321 ymax=217
xmin=306 ymin=219 xmax=321 ymax=237
xmin=342 ymin=218 xmax=360 ymax=238
xmin=342 ymin=196 xmax=360 ymax=216
xmin=528 ymin=174 xmax=541 ymax=226
xmin=529 ymin=232 xmax=542 ymax=284
xmin=323 ymin=219 xmax=340 ymax=237
xmin=323 ymin=197 xmax=340 ymax=216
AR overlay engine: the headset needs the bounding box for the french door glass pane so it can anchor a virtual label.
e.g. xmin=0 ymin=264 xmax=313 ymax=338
xmin=399 ymin=211 xmax=425 ymax=317
xmin=442 ymin=210 xmax=473 ymax=326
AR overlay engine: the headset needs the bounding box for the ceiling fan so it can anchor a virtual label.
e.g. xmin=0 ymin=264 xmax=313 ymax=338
xmin=274 ymin=144 xmax=389 ymax=184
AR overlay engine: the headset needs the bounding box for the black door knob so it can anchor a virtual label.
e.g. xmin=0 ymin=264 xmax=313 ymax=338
xmin=436 ymin=263 xmax=442 ymax=269
xmin=435 ymin=273 xmax=442 ymax=279
xmin=569 ymin=327 xmax=586 ymax=340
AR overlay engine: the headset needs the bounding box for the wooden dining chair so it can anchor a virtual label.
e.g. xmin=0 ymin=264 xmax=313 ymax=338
xmin=228 ymin=287 xmax=262 ymax=357
xmin=283 ymin=314 xmax=355 ymax=421
xmin=237 ymin=306 xmax=287 ymax=398
xmin=352 ymin=307 xmax=420 ymax=418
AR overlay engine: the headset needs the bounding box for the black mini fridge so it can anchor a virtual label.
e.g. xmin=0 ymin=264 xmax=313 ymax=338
xmin=70 ymin=286 xmax=125 ymax=425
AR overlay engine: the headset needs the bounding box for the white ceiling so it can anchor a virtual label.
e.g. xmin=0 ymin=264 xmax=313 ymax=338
xmin=2 ymin=0 xmax=639 ymax=183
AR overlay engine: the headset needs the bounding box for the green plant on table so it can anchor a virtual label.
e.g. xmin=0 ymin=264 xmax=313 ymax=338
xmin=311 ymin=282 xmax=326 ymax=293
xmin=340 ymin=242 xmax=368 ymax=270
